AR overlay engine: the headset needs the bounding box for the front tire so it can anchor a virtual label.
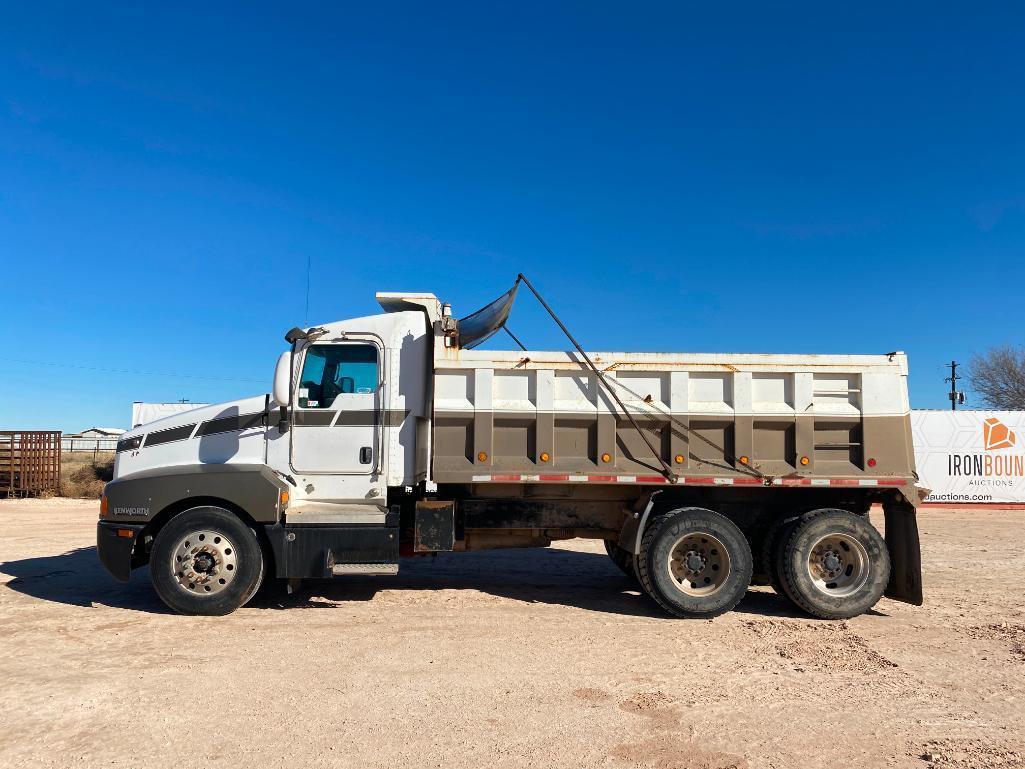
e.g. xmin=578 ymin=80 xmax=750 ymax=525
xmin=637 ymin=508 xmax=753 ymax=618
xmin=150 ymin=506 xmax=265 ymax=616
xmin=778 ymin=509 xmax=890 ymax=619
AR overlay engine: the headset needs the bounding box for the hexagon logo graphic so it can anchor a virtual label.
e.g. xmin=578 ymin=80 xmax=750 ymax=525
xmin=983 ymin=417 xmax=1016 ymax=451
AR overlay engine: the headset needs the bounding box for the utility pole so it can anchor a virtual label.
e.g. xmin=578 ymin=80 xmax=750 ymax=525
xmin=945 ymin=360 xmax=965 ymax=410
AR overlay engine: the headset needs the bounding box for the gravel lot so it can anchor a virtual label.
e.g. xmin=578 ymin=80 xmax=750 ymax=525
xmin=1 ymin=499 xmax=1023 ymax=769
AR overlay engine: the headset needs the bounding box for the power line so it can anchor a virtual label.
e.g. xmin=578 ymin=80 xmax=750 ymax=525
xmin=0 ymin=357 xmax=265 ymax=383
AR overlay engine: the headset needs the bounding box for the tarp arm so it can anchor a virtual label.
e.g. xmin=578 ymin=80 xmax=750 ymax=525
xmin=503 ymin=326 xmax=528 ymax=351
xmin=516 ymin=273 xmax=679 ymax=483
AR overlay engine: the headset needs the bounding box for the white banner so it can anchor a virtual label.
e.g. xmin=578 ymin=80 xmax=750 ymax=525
xmin=911 ymin=410 xmax=1025 ymax=503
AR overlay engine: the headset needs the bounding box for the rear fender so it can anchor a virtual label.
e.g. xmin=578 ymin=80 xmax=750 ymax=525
xmin=620 ymin=491 xmax=663 ymax=555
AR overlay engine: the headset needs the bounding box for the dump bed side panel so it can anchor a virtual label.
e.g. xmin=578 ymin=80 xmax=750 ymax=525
xmin=431 ymin=350 xmax=916 ymax=490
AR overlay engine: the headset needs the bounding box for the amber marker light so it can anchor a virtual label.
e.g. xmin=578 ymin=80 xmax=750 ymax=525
xmin=601 ymin=452 xmax=611 ymax=463
xmin=280 ymin=490 xmax=290 ymax=507
xmin=477 ymin=451 xmax=488 ymax=462
xmin=117 ymin=529 xmax=134 ymax=538
xmin=674 ymin=454 xmax=685 ymax=464
xmin=800 ymin=456 xmax=810 ymax=466
xmin=739 ymin=456 xmax=749 ymax=465
xmin=540 ymin=452 xmax=550 ymax=462
xmin=99 ymin=496 xmax=109 ymax=519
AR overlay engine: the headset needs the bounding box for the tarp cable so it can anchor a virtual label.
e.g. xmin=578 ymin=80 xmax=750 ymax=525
xmin=514 ymin=274 xmax=679 ymax=483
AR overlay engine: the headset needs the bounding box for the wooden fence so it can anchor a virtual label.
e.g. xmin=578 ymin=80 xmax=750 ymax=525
xmin=0 ymin=431 xmax=62 ymax=497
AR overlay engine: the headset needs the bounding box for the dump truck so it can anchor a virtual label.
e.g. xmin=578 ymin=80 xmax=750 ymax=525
xmin=99 ymin=276 xmax=924 ymax=618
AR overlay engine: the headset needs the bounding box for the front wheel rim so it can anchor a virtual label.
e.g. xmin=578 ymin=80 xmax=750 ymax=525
xmin=170 ymin=530 xmax=239 ymax=595
xmin=805 ymin=532 xmax=870 ymax=597
xmin=666 ymin=531 xmax=731 ymax=596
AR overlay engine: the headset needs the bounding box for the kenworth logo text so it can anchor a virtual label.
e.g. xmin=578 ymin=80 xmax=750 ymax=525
xmin=111 ymin=507 xmax=150 ymax=516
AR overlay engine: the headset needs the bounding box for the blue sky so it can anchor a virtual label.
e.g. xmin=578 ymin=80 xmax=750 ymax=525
xmin=2 ymin=3 xmax=1024 ymax=431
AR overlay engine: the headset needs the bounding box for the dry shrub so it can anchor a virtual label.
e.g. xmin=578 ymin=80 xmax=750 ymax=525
xmin=61 ymin=453 xmax=115 ymax=498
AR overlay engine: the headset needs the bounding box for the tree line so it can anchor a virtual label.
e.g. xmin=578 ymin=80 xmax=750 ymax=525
xmin=970 ymin=346 xmax=1025 ymax=410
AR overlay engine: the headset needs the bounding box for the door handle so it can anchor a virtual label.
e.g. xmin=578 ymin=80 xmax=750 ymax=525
xmin=359 ymin=446 xmax=373 ymax=465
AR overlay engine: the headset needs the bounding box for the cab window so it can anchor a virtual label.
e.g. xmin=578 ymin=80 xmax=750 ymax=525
xmin=298 ymin=344 xmax=378 ymax=408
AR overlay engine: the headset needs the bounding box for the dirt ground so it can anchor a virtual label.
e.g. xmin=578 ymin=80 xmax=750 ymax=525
xmin=1 ymin=500 xmax=1023 ymax=769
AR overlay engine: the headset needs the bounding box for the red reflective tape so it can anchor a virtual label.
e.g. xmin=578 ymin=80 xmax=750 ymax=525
xmin=774 ymin=477 xmax=910 ymax=487
xmin=471 ymin=473 xmax=909 ymax=487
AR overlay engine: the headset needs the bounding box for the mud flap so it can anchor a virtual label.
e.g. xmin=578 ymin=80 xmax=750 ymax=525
xmin=414 ymin=500 xmax=456 ymax=552
xmin=883 ymin=502 xmax=923 ymax=605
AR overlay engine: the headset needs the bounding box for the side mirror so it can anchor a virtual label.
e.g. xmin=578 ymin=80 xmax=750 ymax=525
xmin=272 ymin=351 xmax=291 ymax=407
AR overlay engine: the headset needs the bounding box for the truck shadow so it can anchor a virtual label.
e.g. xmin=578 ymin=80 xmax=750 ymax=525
xmin=0 ymin=546 xmax=814 ymax=619
xmin=0 ymin=547 xmax=170 ymax=613
xmin=251 ymin=548 xmax=808 ymax=619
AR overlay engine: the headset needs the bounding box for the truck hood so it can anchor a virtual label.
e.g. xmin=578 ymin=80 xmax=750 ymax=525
xmin=114 ymin=394 xmax=270 ymax=479
xmin=120 ymin=395 xmax=268 ymax=440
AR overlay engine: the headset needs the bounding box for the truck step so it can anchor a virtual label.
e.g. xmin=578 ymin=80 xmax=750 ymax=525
xmin=330 ymin=563 xmax=399 ymax=576
xmin=286 ymin=500 xmax=389 ymax=525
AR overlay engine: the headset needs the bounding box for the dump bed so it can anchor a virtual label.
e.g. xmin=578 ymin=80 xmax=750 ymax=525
xmin=431 ymin=349 xmax=915 ymax=489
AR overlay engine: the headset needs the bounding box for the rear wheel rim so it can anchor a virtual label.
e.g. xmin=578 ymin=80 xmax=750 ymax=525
xmin=170 ymin=529 xmax=238 ymax=596
xmin=805 ymin=532 xmax=870 ymax=597
xmin=666 ymin=531 xmax=731 ymax=596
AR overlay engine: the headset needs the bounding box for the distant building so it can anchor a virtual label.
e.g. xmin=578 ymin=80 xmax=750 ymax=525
xmin=62 ymin=427 xmax=125 ymax=453
xmin=132 ymin=401 xmax=209 ymax=428
xmin=74 ymin=427 xmax=126 ymax=439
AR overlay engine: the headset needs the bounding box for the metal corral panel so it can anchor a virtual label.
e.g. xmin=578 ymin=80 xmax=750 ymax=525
xmin=431 ymin=350 xmax=915 ymax=486
xmin=0 ymin=431 xmax=62 ymax=497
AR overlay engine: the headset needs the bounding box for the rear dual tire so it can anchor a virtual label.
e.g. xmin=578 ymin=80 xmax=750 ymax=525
xmin=771 ymin=509 xmax=891 ymax=620
xmin=762 ymin=515 xmax=800 ymax=597
xmin=637 ymin=508 xmax=753 ymax=618
xmin=603 ymin=539 xmax=638 ymax=581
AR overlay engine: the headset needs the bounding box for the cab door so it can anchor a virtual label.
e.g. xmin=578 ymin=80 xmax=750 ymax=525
xmin=290 ymin=340 xmax=382 ymax=476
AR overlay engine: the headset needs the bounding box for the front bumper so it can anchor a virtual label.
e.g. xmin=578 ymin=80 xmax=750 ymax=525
xmin=96 ymin=521 xmax=146 ymax=582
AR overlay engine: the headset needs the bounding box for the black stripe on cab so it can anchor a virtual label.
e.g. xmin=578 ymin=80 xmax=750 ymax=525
xmin=197 ymin=412 xmax=265 ymax=437
xmin=144 ymin=423 xmax=197 ymax=448
xmin=381 ymin=409 xmax=408 ymax=427
xmin=116 ymin=435 xmax=143 ymax=453
xmin=333 ymin=410 xmax=382 ymax=426
xmin=292 ymin=409 xmax=408 ymax=427
xmin=293 ymin=411 xmax=337 ymax=426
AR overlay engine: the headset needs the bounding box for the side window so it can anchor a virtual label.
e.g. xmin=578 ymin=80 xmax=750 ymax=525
xmin=298 ymin=344 xmax=378 ymax=409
